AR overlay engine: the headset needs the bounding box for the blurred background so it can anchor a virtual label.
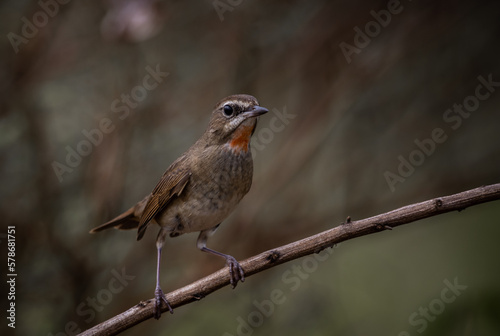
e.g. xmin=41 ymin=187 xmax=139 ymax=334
xmin=1 ymin=0 xmax=500 ymax=335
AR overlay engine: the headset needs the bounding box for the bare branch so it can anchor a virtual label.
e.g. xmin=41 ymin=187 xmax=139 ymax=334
xmin=79 ymin=183 xmax=500 ymax=336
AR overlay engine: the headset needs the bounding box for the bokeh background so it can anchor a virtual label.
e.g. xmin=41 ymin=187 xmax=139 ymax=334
xmin=1 ymin=0 xmax=500 ymax=335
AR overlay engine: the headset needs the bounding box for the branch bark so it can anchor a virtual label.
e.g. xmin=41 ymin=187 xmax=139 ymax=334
xmin=79 ymin=183 xmax=500 ymax=336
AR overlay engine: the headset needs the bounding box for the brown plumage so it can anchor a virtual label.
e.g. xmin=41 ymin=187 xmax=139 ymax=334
xmin=90 ymin=94 xmax=268 ymax=319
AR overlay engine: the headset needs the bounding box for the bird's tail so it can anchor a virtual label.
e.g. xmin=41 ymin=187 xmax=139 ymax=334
xmin=89 ymin=206 xmax=139 ymax=233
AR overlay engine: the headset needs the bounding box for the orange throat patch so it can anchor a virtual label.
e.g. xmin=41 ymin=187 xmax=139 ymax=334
xmin=228 ymin=123 xmax=256 ymax=153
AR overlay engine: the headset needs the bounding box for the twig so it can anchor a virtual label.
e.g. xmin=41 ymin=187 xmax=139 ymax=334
xmin=79 ymin=183 xmax=500 ymax=336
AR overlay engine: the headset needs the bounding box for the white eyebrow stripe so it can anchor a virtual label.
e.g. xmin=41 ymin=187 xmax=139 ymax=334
xmin=219 ymin=100 xmax=239 ymax=107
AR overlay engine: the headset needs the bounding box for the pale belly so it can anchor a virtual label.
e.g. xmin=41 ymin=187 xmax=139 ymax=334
xmin=156 ymin=163 xmax=252 ymax=235
xmin=156 ymin=191 xmax=243 ymax=236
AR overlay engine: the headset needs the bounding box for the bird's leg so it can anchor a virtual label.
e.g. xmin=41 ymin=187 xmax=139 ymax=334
xmin=154 ymin=229 xmax=173 ymax=319
xmin=197 ymin=226 xmax=245 ymax=288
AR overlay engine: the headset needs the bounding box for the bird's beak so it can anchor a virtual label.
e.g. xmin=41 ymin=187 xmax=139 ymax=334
xmin=242 ymin=106 xmax=269 ymax=118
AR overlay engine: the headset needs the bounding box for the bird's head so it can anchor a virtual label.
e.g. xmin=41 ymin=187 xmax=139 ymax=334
xmin=206 ymin=94 xmax=268 ymax=152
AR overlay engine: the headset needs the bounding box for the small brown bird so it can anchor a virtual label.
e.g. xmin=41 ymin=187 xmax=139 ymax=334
xmin=90 ymin=94 xmax=268 ymax=319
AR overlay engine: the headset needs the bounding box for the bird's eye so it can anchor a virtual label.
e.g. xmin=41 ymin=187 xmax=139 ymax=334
xmin=223 ymin=105 xmax=234 ymax=117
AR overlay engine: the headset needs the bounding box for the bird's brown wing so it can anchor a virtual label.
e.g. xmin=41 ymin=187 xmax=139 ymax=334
xmin=137 ymin=156 xmax=191 ymax=240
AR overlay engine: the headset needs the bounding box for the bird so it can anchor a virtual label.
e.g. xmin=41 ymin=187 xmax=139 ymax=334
xmin=90 ymin=94 xmax=268 ymax=319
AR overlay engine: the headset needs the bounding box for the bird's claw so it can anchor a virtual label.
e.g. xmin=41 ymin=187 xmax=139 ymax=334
xmin=154 ymin=286 xmax=173 ymax=319
xmin=225 ymin=255 xmax=245 ymax=288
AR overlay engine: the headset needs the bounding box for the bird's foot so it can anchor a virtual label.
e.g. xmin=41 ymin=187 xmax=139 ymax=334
xmin=154 ymin=286 xmax=173 ymax=319
xmin=225 ymin=255 xmax=245 ymax=288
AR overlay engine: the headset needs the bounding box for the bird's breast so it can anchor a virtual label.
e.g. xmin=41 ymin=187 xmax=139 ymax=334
xmin=157 ymin=145 xmax=254 ymax=235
